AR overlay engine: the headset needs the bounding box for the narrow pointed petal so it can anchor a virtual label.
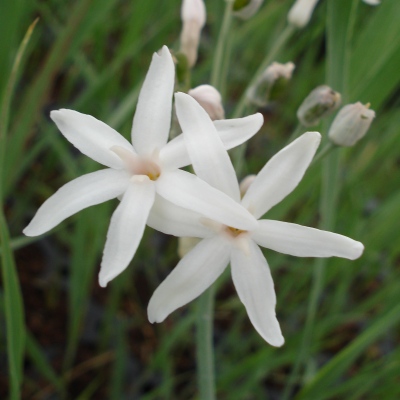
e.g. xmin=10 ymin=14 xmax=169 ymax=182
xmin=159 ymin=113 xmax=263 ymax=170
xmin=156 ymin=169 xmax=257 ymax=231
xmin=231 ymin=239 xmax=284 ymax=347
xmin=242 ymin=132 xmax=321 ymax=219
xmin=148 ymin=237 xmax=231 ymax=323
xmin=174 ymin=92 xmax=240 ymax=201
xmin=51 ymin=109 xmax=133 ymax=169
xmin=23 ymin=169 xmax=130 ymax=236
xmin=131 ymin=46 xmax=175 ymax=155
xmin=252 ymin=220 xmax=364 ymax=260
xmin=99 ymin=177 xmax=156 ymax=287
xmin=147 ymin=195 xmax=213 ymax=238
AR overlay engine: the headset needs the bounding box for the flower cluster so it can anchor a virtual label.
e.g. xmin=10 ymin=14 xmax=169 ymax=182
xmin=23 ymin=44 xmax=365 ymax=346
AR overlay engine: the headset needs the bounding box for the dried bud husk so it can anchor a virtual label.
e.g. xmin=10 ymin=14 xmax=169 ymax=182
xmin=180 ymin=0 xmax=206 ymax=68
xmin=233 ymin=0 xmax=264 ymax=19
xmin=328 ymin=102 xmax=375 ymax=147
xmin=288 ymin=0 xmax=320 ymax=28
xmin=247 ymin=62 xmax=295 ymax=107
xmin=239 ymin=175 xmax=256 ymax=198
xmin=297 ymin=85 xmax=341 ymax=127
xmin=189 ymin=85 xmax=225 ymax=120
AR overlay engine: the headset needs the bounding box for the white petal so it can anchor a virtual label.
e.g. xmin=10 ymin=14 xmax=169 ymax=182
xmin=213 ymin=113 xmax=263 ymax=149
xmin=131 ymin=46 xmax=175 ymax=155
xmin=23 ymin=169 xmax=130 ymax=236
xmin=175 ymin=92 xmax=240 ymax=201
xmin=252 ymin=220 xmax=364 ymax=260
xmin=156 ymin=169 xmax=257 ymax=231
xmin=147 ymin=195 xmax=213 ymax=238
xmin=148 ymin=237 xmax=231 ymax=323
xmin=231 ymin=239 xmax=284 ymax=347
xmin=159 ymin=113 xmax=263 ymax=170
xmin=242 ymin=131 xmax=321 ymax=219
xmin=99 ymin=177 xmax=156 ymax=287
xmin=51 ymin=109 xmax=133 ymax=169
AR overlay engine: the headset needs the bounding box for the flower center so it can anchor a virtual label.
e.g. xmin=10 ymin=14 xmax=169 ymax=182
xmin=111 ymin=146 xmax=161 ymax=181
xmin=225 ymin=226 xmax=247 ymax=238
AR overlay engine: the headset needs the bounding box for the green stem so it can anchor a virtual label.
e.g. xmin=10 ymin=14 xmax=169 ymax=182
xmin=311 ymin=143 xmax=335 ymax=166
xmin=196 ymin=3 xmax=236 ymax=398
xmin=196 ymin=286 xmax=217 ymax=400
xmin=232 ymin=24 xmax=295 ymax=119
xmin=211 ymin=0 xmax=234 ymax=89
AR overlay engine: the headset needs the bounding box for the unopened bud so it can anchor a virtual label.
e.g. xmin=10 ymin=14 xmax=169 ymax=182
xmin=288 ymin=0 xmax=320 ymax=28
xmin=328 ymin=102 xmax=375 ymax=147
xmin=233 ymin=0 xmax=264 ymax=20
xmin=297 ymin=85 xmax=341 ymax=127
xmin=189 ymin=85 xmax=225 ymax=120
xmin=239 ymin=175 xmax=256 ymax=197
xmin=363 ymin=0 xmax=380 ymax=5
xmin=247 ymin=62 xmax=295 ymax=107
xmin=178 ymin=237 xmax=201 ymax=258
xmin=180 ymin=0 xmax=206 ymax=68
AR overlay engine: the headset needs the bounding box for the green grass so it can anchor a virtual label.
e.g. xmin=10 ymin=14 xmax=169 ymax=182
xmin=1 ymin=0 xmax=399 ymax=398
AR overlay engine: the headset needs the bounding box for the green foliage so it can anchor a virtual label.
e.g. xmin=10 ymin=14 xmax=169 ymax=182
xmin=0 ymin=0 xmax=399 ymax=398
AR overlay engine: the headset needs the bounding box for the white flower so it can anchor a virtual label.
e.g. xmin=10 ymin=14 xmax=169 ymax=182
xmin=363 ymin=0 xmax=380 ymax=5
xmin=189 ymin=84 xmax=225 ymax=120
xmin=23 ymin=47 xmax=263 ymax=287
xmin=180 ymin=0 xmax=206 ymax=67
xmin=288 ymin=0 xmax=320 ymax=28
xmin=147 ymin=93 xmax=364 ymax=346
xmin=233 ymin=0 xmax=264 ymax=20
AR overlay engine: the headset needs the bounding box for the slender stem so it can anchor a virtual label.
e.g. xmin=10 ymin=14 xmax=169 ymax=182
xmin=311 ymin=143 xmax=334 ymax=166
xmin=196 ymin=286 xmax=217 ymax=400
xmin=211 ymin=0 xmax=234 ymax=89
xmin=231 ymin=24 xmax=295 ymax=176
xmin=343 ymin=0 xmax=359 ymax=103
xmin=196 ymin=3 xmax=235 ymax=398
xmin=232 ymin=24 xmax=295 ymax=119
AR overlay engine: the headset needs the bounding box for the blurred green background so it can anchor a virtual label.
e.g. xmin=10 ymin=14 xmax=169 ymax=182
xmin=1 ymin=0 xmax=400 ymax=398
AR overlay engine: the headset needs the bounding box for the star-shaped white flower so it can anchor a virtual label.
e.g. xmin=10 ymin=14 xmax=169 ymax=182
xmin=147 ymin=93 xmax=364 ymax=346
xmin=23 ymin=47 xmax=262 ymax=287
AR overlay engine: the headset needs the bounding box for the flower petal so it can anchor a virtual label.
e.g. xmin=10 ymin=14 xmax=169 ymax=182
xmin=148 ymin=237 xmax=231 ymax=323
xmin=231 ymin=239 xmax=284 ymax=347
xmin=131 ymin=46 xmax=175 ymax=155
xmin=175 ymin=92 xmax=240 ymax=201
xmin=241 ymin=131 xmax=321 ymax=219
xmin=156 ymin=169 xmax=257 ymax=231
xmin=252 ymin=220 xmax=364 ymax=260
xmin=159 ymin=113 xmax=263 ymax=170
xmin=51 ymin=109 xmax=133 ymax=169
xmin=147 ymin=195 xmax=213 ymax=238
xmin=23 ymin=169 xmax=130 ymax=236
xmin=99 ymin=176 xmax=156 ymax=287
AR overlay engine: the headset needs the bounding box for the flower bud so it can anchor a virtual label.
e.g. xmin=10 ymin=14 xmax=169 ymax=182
xmin=189 ymin=85 xmax=225 ymax=120
xmin=363 ymin=0 xmax=380 ymax=5
xmin=247 ymin=61 xmax=295 ymax=107
xmin=180 ymin=0 xmax=206 ymax=68
xmin=233 ymin=0 xmax=264 ymax=20
xmin=328 ymin=102 xmax=375 ymax=147
xmin=288 ymin=0 xmax=320 ymax=28
xmin=297 ymin=85 xmax=341 ymax=127
xmin=239 ymin=175 xmax=256 ymax=197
